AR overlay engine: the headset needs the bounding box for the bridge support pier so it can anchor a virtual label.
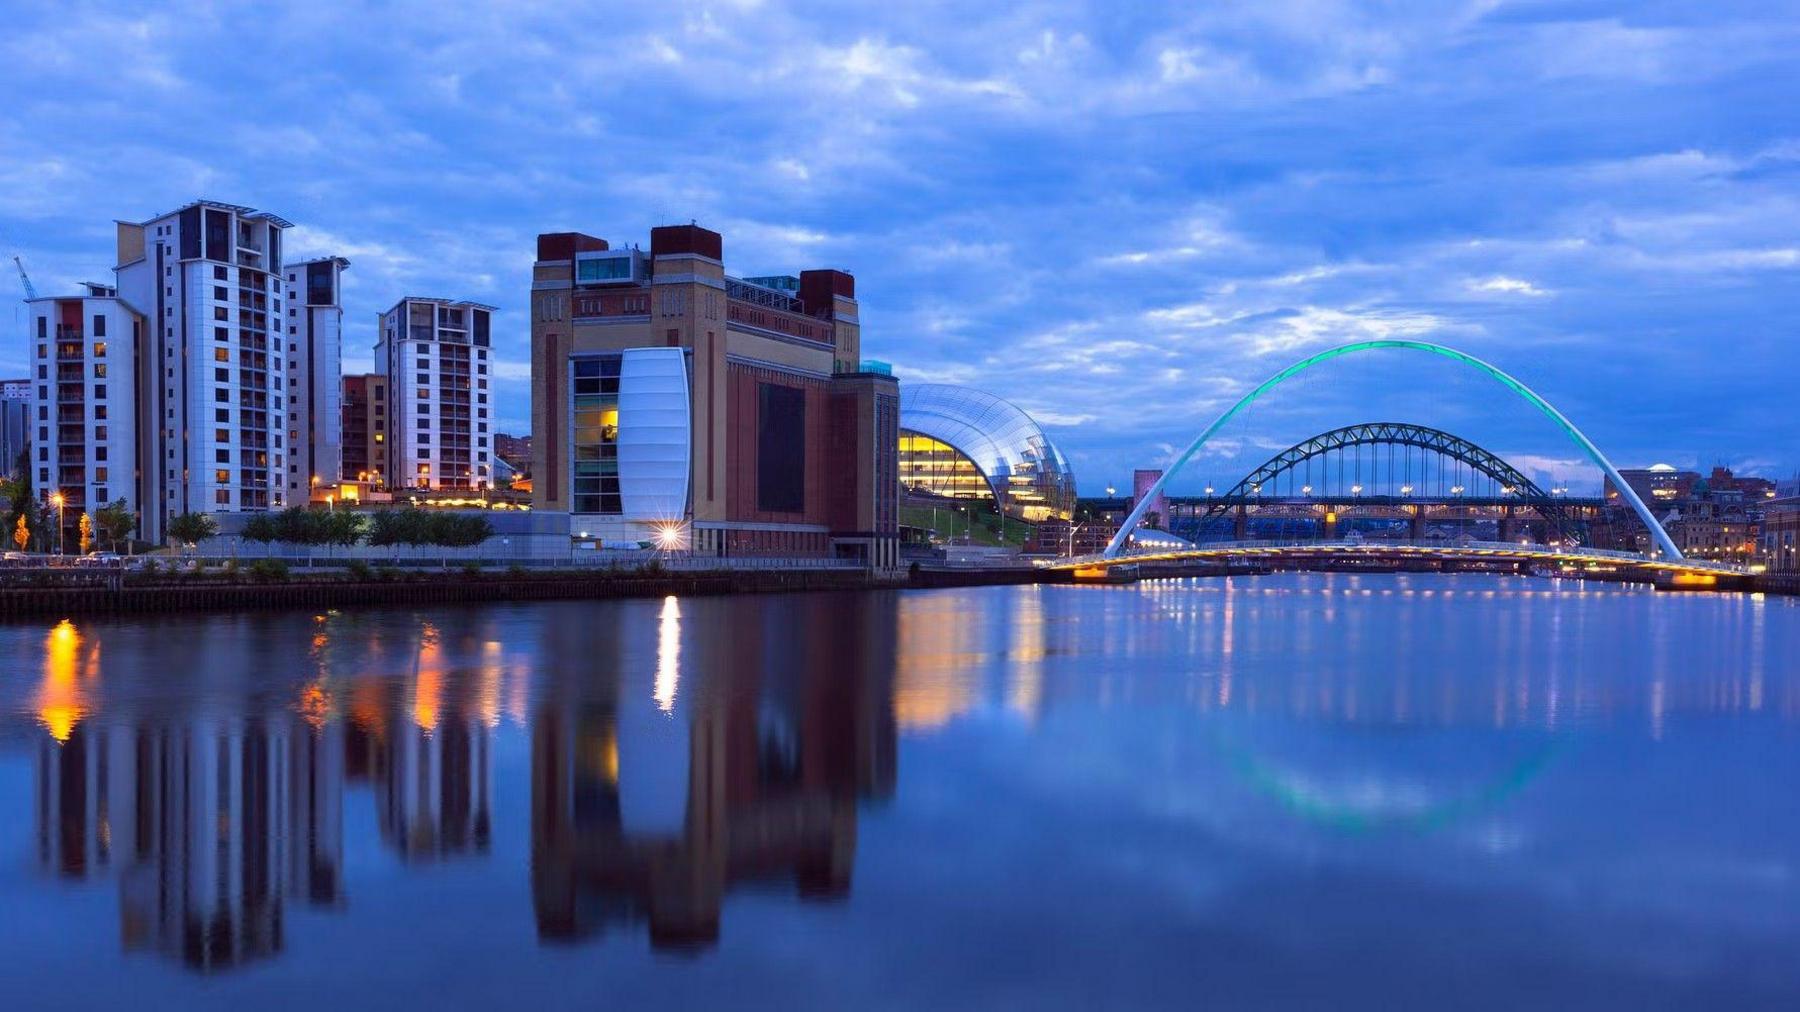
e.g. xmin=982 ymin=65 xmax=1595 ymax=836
xmin=1409 ymin=509 xmax=1425 ymax=540
xmin=1234 ymin=505 xmax=1248 ymax=540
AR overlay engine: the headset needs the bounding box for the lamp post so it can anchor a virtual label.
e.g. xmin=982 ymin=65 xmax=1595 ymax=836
xmin=50 ymin=492 xmax=65 ymax=556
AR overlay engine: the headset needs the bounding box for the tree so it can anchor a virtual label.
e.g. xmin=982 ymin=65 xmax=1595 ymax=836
xmin=77 ymin=512 xmax=92 ymax=555
xmin=96 ymin=500 xmax=135 ymax=553
xmin=12 ymin=514 xmax=27 ymax=553
xmin=1 ymin=450 xmax=29 ymax=539
xmin=167 ymin=512 xmax=220 ymax=548
xmin=242 ymin=513 xmax=279 ymax=543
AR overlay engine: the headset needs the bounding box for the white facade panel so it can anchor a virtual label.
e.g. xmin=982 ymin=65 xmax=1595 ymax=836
xmin=617 ymin=347 xmax=691 ymax=522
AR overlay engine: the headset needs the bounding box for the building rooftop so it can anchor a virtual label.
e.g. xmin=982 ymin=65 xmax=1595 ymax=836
xmin=117 ymin=198 xmax=295 ymax=230
xmin=386 ymin=296 xmax=499 ymax=312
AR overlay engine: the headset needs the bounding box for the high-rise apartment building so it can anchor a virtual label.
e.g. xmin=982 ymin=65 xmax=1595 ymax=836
xmin=340 ymin=372 xmax=388 ymax=488
xmin=0 ymin=378 xmax=27 ymax=479
xmin=281 ymin=256 xmax=349 ymax=502
xmin=25 ymin=288 xmax=145 ymax=539
xmin=374 ymin=298 xmax=495 ymax=491
xmin=529 ymin=223 xmax=899 ymax=566
xmin=112 ymin=200 xmax=294 ymax=543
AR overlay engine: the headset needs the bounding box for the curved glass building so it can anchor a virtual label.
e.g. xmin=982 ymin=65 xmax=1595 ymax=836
xmin=899 ymin=384 xmax=1077 ymax=521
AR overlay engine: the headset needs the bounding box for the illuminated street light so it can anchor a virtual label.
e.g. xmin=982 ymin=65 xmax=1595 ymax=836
xmin=653 ymin=521 xmax=689 ymax=552
xmin=1399 ymin=484 xmax=1414 ymax=495
xmin=50 ymin=492 xmax=65 ymax=555
xmin=1302 ymin=484 xmax=1313 ymax=495
xmin=1351 ymin=484 xmax=1363 ymax=496
xmin=1451 ymin=485 xmax=1465 ymax=496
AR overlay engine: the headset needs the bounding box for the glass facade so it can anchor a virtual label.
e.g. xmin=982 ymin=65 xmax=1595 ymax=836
xmin=572 ymin=356 xmax=622 ymax=514
xmin=898 ymin=384 xmax=1076 ymax=522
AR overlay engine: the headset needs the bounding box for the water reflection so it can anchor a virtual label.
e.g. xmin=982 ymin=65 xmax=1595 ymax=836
xmin=20 ymin=591 xmax=898 ymax=971
xmin=5 ymin=575 xmax=1800 ymax=1006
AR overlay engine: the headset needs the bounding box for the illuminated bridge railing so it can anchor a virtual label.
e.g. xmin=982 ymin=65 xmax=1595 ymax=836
xmin=1049 ymin=540 xmax=1750 ymax=575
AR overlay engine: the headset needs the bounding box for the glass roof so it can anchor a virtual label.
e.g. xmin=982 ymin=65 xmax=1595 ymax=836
xmin=899 ymin=384 xmax=1076 ymax=510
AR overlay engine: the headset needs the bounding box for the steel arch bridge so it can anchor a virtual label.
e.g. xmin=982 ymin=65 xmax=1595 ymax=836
xmin=1188 ymin=421 xmax=1588 ymax=543
xmin=1104 ymin=340 xmax=1683 ymax=561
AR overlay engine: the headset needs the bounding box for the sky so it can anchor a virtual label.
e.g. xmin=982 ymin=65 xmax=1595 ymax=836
xmin=1 ymin=0 xmax=1797 ymax=494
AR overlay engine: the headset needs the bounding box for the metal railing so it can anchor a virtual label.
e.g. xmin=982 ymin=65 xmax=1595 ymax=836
xmin=1055 ymin=539 xmax=1751 ymax=574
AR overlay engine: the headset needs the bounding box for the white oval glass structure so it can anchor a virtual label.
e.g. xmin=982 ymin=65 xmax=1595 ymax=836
xmin=899 ymin=384 xmax=1076 ymax=521
xmin=617 ymin=347 xmax=691 ymax=522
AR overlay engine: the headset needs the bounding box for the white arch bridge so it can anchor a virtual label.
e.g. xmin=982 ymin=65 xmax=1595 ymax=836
xmin=1049 ymin=340 xmax=1752 ymax=585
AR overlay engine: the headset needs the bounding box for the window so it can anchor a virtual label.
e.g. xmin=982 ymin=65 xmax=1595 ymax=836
xmin=215 ymin=368 xmax=229 ymax=382
xmin=94 ymin=487 xmax=107 ymax=502
xmin=36 ymin=365 xmax=44 ymax=380
xmin=93 ymin=341 xmax=107 ymax=357
xmin=215 ymin=327 xmax=229 ymax=342
xmin=418 ymin=434 xmax=430 ymax=444
xmin=214 ymin=307 xmax=228 ymax=321
xmin=93 ymin=384 xmax=106 ymax=399
xmin=216 ymin=409 xmax=230 ymax=422
xmin=92 ymin=317 xmax=107 ymax=338
xmin=93 ymin=364 xmax=106 ymax=378
xmin=214 ymin=286 xmax=228 ymax=301
xmin=215 ymin=490 xmax=230 ymax=505
xmin=216 ymin=449 xmax=229 ymax=463
xmin=213 ymin=266 xmax=227 ymax=280
xmin=94 ymin=467 xmax=108 ymax=482
xmin=95 ymin=405 xmax=106 ymax=420
xmin=215 ymin=469 xmax=230 ymax=483
xmin=94 ymin=426 xmax=107 ymax=441
xmin=214 ymin=348 xmax=229 ymax=362
xmin=215 ymin=389 xmax=229 ymax=402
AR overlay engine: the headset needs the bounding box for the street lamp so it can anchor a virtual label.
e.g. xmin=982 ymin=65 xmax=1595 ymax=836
xmin=50 ymin=492 xmax=65 ymax=556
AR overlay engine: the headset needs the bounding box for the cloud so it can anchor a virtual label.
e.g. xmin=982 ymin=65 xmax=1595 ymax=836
xmin=1467 ymin=276 xmax=1550 ymax=297
xmin=0 ymin=0 xmax=1796 ymax=482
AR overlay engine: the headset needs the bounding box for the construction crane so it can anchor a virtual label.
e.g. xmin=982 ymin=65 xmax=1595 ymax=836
xmin=12 ymin=254 xmax=37 ymax=300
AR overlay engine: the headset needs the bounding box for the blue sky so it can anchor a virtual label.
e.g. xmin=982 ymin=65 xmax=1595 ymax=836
xmin=2 ymin=0 xmax=1797 ymax=494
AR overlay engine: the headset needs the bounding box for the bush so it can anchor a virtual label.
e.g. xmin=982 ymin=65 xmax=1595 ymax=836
xmin=247 ymin=559 xmax=289 ymax=583
xmin=376 ymin=564 xmax=402 ymax=582
xmin=141 ymin=559 xmax=160 ymax=577
xmin=460 ymin=561 xmax=482 ymax=577
xmin=220 ymin=559 xmax=238 ymax=579
xmin=345 ymin=559 xmax=373 ymax=581
xmin=507 ymin=564 xmax=527 ymax=578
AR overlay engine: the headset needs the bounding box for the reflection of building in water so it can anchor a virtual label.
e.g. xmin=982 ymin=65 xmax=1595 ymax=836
xmin=531 ymin=594 xmax=897 ymax=950
xmin=340 ymin=629 xmax=496 ymax=862
xmin=33 ymin=712 xmax=345 ymax=972
xmin=374 ymin=714 xmax=492 ymax=860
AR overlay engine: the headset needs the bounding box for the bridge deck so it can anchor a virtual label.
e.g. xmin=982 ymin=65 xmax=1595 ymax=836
xmin=1047 ymin=539 xmax=1749 ymax=578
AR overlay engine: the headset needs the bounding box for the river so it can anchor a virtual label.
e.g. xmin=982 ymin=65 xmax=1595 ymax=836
xmin=1 ymin=573 xmax=1797 ymax=1009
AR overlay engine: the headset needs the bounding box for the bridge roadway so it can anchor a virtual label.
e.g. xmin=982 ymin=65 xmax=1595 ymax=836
xmin=1048 ymin=539 xmax=1750 ymax=585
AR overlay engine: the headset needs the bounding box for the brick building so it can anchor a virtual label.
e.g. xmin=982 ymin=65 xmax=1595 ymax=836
xmin=529 ymin=223 xmax=898 ymax=566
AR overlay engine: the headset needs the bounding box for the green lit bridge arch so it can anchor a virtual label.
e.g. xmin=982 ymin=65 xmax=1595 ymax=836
xmin=1105 ymin=340 xmax=1683 ymax=561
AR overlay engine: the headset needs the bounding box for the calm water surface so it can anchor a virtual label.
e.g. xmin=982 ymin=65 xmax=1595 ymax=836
xmin=2 ymin=573 xmax=1798 ymax=1010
